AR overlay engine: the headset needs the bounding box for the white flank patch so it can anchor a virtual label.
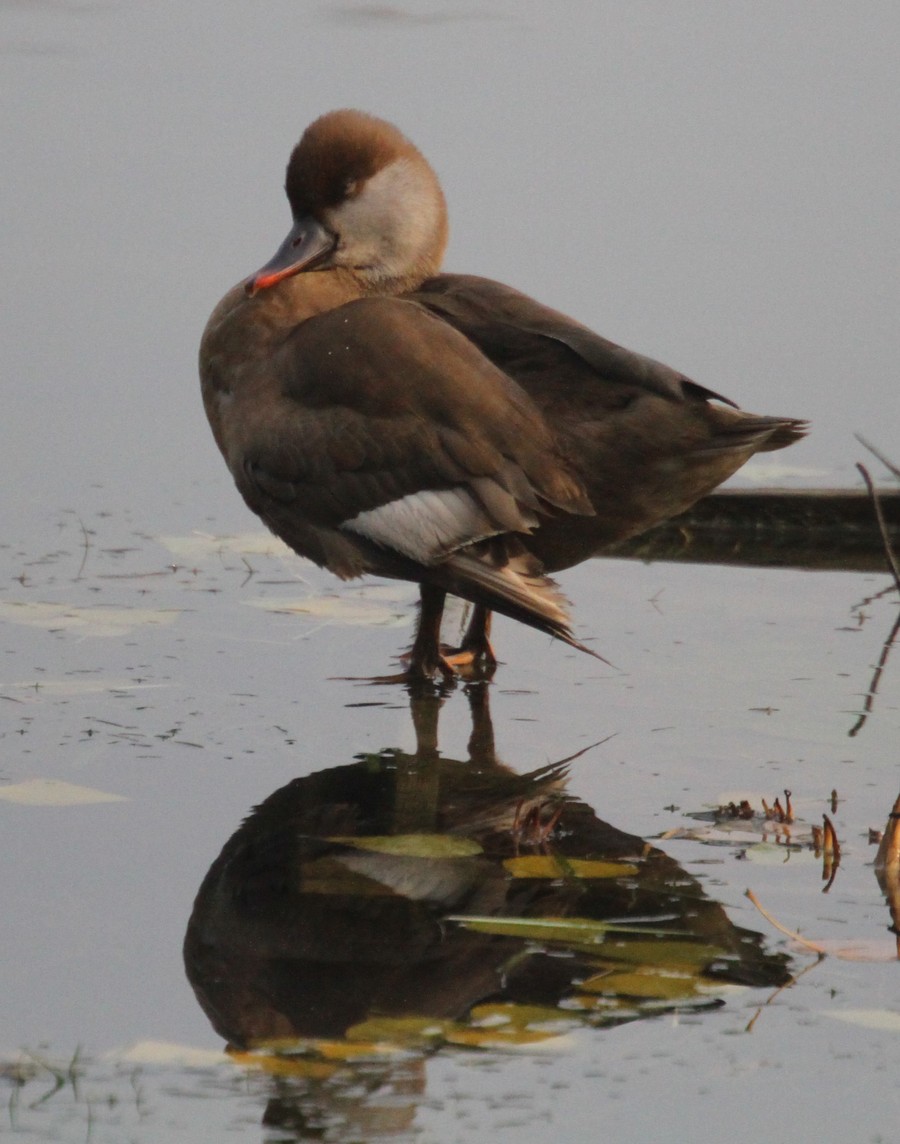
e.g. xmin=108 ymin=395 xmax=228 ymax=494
xmin=341 ymin=488 xmax=497 ymax=564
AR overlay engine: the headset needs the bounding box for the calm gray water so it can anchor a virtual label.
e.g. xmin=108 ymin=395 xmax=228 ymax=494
xmin=2 ymin=3 xmax=898 ymax=1142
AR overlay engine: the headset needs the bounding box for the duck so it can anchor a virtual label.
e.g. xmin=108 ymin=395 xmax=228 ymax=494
xmin=199 ymin=109 xmax=806 ymax=680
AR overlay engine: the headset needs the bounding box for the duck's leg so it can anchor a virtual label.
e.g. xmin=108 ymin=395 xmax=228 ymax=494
xmin=340 ymin=588 xmax=495 ymax=684
xmin=443 ymin=604 xmax=497 ymax=672
xmin=407 ymin=583 xmax=456 ymax=680
xmin=335 ymin=583 xmax=456 ymax=684
xmin=463 ymin=605 xmax=496 ymax=666
xmin=464 ymin=678 xmax=497 ymax=764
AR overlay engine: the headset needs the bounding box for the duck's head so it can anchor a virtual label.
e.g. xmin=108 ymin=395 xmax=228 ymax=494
xmin=246 ymin=110 xmax=448 ymax=298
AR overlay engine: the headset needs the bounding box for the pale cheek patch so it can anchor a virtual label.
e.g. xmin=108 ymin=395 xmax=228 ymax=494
xmin=329 ymin=158 xmax=442 ymax=282
xmin=340 ymin=487 xmax=499 ymax=564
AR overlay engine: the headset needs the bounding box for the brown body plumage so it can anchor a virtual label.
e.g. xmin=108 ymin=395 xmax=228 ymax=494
xmin=200 ymin=110 xmax=805 ymax=677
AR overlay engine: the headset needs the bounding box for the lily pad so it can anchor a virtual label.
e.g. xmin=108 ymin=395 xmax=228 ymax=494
xmin=111 ymin=1040 xmax=229 ymax=1067
xmin=741 ymin=841 xmax=818 ymax=865
xmin=0 ymin=601 xmax=180 ymax=637
xmin=157 ymin=531 xmax=293 ymax=559
xmin=0 ymin=779 xmax=127 ymax=806
xmin=822 ymin=1009 xmax=900 ymax=1031
xmin=2 ymin=678 xmax=170 ymax=699
xmin=245 ymin=594 xmax=408 ymax=627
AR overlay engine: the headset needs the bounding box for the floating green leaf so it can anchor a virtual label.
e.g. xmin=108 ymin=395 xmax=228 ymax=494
xmin=345 ymin=1015 xmax=455 ymax=1047
xmin=328 ymin=834 xmax=483 ymax=858
xmin=503 ymin=855 xmax=639 ymax=879
xmin=448 ymin=915 xmax=672 ymax=945
xmin=578 ymin=967 xmax=710 ymax=1000
xmin=583 ymin=938 xmax=730 ymax=970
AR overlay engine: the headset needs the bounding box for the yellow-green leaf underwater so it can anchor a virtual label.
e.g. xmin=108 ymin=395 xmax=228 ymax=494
xmin=503 ymin=855 xmax=639 ymax=879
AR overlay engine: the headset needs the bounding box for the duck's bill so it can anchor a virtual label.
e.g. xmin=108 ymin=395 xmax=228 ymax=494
xmin=245 ymin=215 xmax=335 ymax=295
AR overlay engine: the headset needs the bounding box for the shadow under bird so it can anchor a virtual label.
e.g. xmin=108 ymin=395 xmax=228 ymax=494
xmin=200 ymin=110 xmax=806 ymax=679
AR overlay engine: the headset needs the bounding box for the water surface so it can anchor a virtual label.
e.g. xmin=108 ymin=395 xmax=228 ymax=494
xmin=2 ymin=3 xmax=899 ymax=1142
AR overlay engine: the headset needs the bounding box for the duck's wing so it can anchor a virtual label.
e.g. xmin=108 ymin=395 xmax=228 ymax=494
xmin=206 ymin=294 xmax=595 ymax=646
xmin=410 ymin=274 xmax=806 ymax=572
xmin=412 ymin=273 xmax=734 ymax=406
xmin=414 ymin=273 xmax=806 ymax=453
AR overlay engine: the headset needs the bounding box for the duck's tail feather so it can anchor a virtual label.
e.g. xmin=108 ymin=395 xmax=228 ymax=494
xmin=698 ymin=413 xmax=808 ymax=458
xmin=432 ymin=540 xmax=605 ymax=662
xmin=754 ymin=416 xmax=809 ymax=452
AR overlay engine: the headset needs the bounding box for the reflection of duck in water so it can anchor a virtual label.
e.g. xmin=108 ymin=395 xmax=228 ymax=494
xmin=184 ymin=686 xmax=789 ymax=1059
xmin=200 ymin=109 xmax=805 ymax=679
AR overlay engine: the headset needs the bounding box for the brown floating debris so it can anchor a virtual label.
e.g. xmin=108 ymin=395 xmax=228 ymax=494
xmin=821 ymin=814 xmax=840 ymax=861
xmin=874 ymin=794 xmax=900 ymax=959
xmin=759 ymin=790 xmax=794 ymax=824
xmin=719 ymin=799 xmax=755 ymax=820
xmin=874 ymin=795 xmax=900 ymax=875
xmin=821 ymin=814 xmax=841 ymax=892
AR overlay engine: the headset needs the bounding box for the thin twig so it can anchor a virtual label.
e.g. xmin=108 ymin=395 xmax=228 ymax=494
xmin=74 ymin=515 xmax=91 ymax=582
xmin=745 ymin=957 xmax=823 ymax=1033
xmin=849 ymin=608 xmax=900 ymax=737
xmin=744 ymin=888 xmax=827 ymax=955
xmin=851 ymin=582 xmax=897 ymax=612
xmin=847 ymin=463 xmax=900 ymax=736
xmin=856 ymin=435 xmax=900 ymax=483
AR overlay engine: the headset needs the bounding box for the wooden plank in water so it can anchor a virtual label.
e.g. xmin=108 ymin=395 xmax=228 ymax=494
xmin=602 ymin=488 xmax=900 ymax=572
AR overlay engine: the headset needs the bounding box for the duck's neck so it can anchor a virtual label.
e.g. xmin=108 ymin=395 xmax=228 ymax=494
xmin=201 ymin=256 xmax=443 ymax=391
xmin=202 ymin=268 xmax=359 ymax=353
xmin=256 ymin=268 xmax=370 ymax=328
